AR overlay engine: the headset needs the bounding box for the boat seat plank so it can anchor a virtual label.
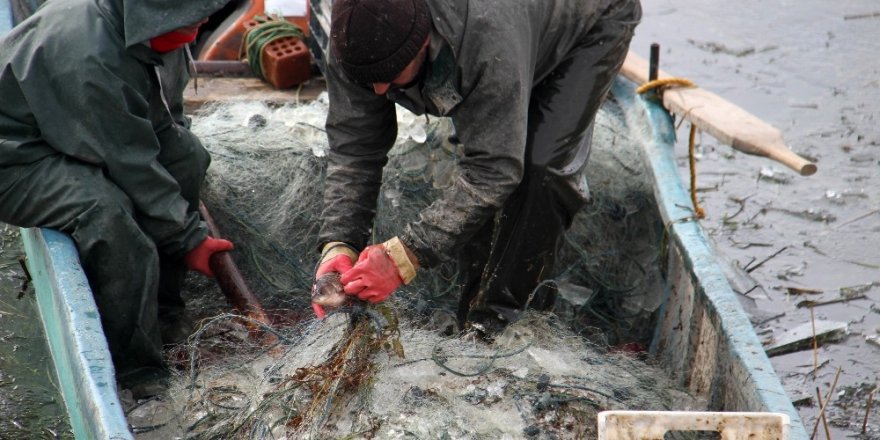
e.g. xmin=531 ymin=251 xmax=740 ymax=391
xmin=183 ymin=77 xmax=325 ymax=113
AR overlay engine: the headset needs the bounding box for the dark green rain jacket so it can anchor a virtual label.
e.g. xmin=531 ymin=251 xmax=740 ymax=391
xmin=320 ymin=0 xmax=633 ymax=267
xmin=0 ymin=0 xmax=228 ymax=256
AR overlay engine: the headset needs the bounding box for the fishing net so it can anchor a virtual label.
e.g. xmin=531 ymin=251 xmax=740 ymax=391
xmin=127 ymin=89 xmax=701 ymax=438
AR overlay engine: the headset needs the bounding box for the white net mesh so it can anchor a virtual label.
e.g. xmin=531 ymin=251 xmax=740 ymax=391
xmin=127 ymin=89 xmax=703 ymax=439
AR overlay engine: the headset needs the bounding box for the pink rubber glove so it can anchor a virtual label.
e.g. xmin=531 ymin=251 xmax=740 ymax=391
xmin=312 ymin=253 xmax=354 ymax=319
xmin=184 ymin=237 xmax=234 ymax=277
xmin=341 ymin=244 xmax=404 ymax=304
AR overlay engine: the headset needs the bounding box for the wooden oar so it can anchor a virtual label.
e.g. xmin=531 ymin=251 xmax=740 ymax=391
xmin=198 ymin=201 xmax=278 ymax=345
xmin=620 ymin=51 xmax=817 ymax=176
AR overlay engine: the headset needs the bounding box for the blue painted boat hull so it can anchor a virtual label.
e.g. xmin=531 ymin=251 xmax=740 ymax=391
xmin=621 ymin=84 xmax=808 ymax=439
xmin=20 ymin=228 xmax=133 ymax=439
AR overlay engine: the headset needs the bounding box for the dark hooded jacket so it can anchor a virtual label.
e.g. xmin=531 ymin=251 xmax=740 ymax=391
xmin=0 ymin=0 xmax=228 ymax=256
xmin=320 ymin=0 xmax=637 ymax=267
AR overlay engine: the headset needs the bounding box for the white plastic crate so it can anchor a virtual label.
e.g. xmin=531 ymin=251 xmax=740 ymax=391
xmin=598 ymin=410 xmax=790 ymax=440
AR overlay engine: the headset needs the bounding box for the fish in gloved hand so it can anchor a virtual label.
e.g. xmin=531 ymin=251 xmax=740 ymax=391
xmin=311 ymin=241 xmax=358 ymax=318
xmin=311 ymin=272 xmax=349 ymax=311
xmin=310 ymin=238 xmax=419 ymax=318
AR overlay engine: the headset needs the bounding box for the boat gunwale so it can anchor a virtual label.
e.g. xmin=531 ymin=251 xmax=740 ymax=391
xmin=623 ymin=81 xmax=808 ymax=439
xmin=20 ymin=227 xmax=133 ymax=440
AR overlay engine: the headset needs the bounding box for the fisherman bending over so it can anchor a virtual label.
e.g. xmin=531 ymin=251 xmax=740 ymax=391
xmin=314 ymin=0 xmax=641 ymax=337
xmin=0 ymin=0 xmax=234 ymax=396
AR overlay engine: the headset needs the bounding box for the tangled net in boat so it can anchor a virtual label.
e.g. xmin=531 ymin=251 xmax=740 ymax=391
xmin=126 ymin=90 xmax=697 ymax=438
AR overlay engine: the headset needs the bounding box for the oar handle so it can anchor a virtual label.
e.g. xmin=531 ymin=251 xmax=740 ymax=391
xmin=621 ymin=51 xmax=817 ymax=176
xmin=735 ymin=138 xmax=817 ymax=176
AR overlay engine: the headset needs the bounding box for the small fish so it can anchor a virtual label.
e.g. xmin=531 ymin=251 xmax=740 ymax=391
xmin=311 ymin=272 xmax=348 ymax=308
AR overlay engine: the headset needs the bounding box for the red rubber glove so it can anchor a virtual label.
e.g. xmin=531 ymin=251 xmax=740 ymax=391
xmin=341 ymin=244 xmax=404 ymax=304
xmin=316 ymin=253 xmax=354 ymax=278
xmin=312 ymin=304 xmax=325 ymax=319
xmin=312 ymin=242 xmax=357 ymax=319
xmin=341 ymin=237 xmax=418 ymax=303
xmin=184 ymin=237 xmax=234 ymax=277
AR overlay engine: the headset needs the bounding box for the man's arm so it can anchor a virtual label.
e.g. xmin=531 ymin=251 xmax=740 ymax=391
xmin=318 ymin=54 xmax=400 ymax=251
xmin=399 ymin=37 xmax=532 ymax=267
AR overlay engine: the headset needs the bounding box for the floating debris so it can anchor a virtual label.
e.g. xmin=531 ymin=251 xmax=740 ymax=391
xmin=836 ymin=208 xmax=880 ymax=229
xmin=786 ymin=287 xmax=823 ymax=296
xmin=843 ymin=11 xmax=880 ymax=20
xmin=824 ymin=188 xmax=869 ymax=205
xmin=849 ymin=153 xmax=877 ymax=164
xmin=758 ymin=166 xmax=793 ymax=184
xmin=791 ymin=394 xmax=814 ymax=408
xmin=776 ymin=262 xmax=807 ymax=281
xmin=765 ymin=320 xmax=848 ymax=356
xmin=839 ymin=281 xmax=879 ymax=297
xmin=766 ymin=206 xmax=837 ymax=223
xmin=685 ymin=39 xmax=776 ymax=57
xmin=796 ymin=294 xmax=866 ymax=309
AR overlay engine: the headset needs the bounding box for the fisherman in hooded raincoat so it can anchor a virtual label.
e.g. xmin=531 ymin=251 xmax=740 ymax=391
xmin=314 ymin=0 xmax=642 ymax=336
xmin=0 ymin=0 xmax=233 ymax=390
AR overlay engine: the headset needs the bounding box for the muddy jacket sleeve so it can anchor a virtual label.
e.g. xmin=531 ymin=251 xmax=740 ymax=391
xmin=318 ymin=54 xmax=400 ymax=250
xmin=398 ymin=36 xmax=531 ymax=267
xmin=321 ymin=31 xmax=531 ymax=268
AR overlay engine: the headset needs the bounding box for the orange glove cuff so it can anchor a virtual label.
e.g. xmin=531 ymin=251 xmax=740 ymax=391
xmin=320 ymin=242 xmax=359 ymax=266
xmin=382 ymin=237 xmax=418 ymax=284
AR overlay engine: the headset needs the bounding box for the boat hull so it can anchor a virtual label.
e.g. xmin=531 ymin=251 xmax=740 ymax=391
xmin=18 ymin=13 xmax=806 ymax=433
xmin=21 ymin=81 xmax=807 ymax=440
xmin=20 ymin=228 xmax=132 ymax=440
xmin=624 ymin=84 xmax=807 ymax=438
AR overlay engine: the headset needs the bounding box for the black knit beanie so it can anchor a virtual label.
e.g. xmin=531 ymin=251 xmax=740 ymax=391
xmin=330 ymin=0 xmax=432 ymax=84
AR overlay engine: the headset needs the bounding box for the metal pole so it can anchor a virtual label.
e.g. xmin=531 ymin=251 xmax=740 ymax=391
xmin=649 ymin=43 xmax=660 ymax=81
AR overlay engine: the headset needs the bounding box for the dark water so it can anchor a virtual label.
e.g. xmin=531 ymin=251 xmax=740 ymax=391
xmin=632 ymin=0 xmax=880 ymax=437
xmin=0 ymin=225 xmax=72 ymax=439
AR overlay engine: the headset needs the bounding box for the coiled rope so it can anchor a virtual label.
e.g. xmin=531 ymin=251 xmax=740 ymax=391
xmin=240 ymin=15 xmax=305 ymax=80
xmin=636 ymin=77 xmax=705 ymax=219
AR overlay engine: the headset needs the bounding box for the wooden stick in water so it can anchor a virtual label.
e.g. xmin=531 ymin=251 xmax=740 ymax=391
xmin=816 ymin=387 xmax=831 ymax=440
xmin=811 ymin=307 xmax=819 ymax=378
xmin=811 ymin=366 xmax=842 ymax=440
xmin=864 ymin=386 xmax=877 ymax=434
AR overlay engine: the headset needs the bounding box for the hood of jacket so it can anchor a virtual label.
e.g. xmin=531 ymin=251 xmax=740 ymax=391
xmin=96 ymin=0 xmax=229 ymax=48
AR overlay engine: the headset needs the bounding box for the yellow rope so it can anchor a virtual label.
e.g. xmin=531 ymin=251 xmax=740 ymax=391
xmin=635 ymin=77 xmax=696 ymax=95
xmin=687 ymin=124 xmax=706 ymax=219
xmin=635 ymin=76 xmax=705 ymax=219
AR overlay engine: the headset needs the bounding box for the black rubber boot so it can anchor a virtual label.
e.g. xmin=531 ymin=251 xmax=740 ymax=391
xmin=157 ymin=256 xmax=194 ymax=345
